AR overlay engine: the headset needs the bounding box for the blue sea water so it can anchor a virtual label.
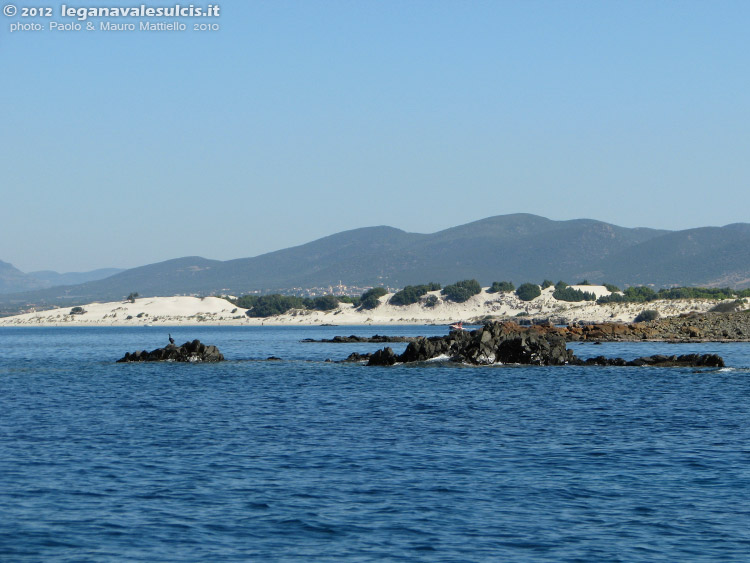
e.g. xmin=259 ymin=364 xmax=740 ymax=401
xmin=1 ymin=325 xmax=750 ymax=562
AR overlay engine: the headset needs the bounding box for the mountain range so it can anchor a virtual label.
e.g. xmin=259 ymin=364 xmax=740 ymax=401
xmin=2 ymin=214 xmax=749 ymax=314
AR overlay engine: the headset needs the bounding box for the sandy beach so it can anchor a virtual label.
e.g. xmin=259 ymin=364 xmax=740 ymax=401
xmin=0 ymin=286 xmax=743 ymax=327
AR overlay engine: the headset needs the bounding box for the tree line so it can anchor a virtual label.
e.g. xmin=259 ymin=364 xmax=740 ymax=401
xmin=227 ymin=280 xmax=750 ymax=317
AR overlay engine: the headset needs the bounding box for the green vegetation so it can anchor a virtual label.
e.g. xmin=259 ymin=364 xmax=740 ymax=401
xmin=624 ymin=286 xmax=658 ymax=302
xmin=215 ymin=281 xmax=750 ymax=319
xmin=487 ymin=281 xmax=515 ymax=293
xmin=441 ymin=279 xmax=482 ymax=303
xmin=709 ymin=299 xmax=746 ymax=313
xmin=306 ymin=295 xmax=339 ymax=311
xmin=634 ymin=309 xmax=659 ymax=322
xmin=126 ymin=292 xmax=139 ymax=303
xmin=553 ymin=286 xmax=596 ymax=302
xmin=228 ymin=293 xmax=341 ymax=317
xmin=245 ymin=294 xmax=305 ymax=317
xmin=577 ymin=279 xmax=591 ymax=285
xmin=541 ymin=280 xmax=554 ymax=289
xmin=657 ymin=287 xmax=740 ymax=300
xmin=603 ymin=283 xmax=620 ymax=293
xmin=359 ymin=287 xmax=388 ymax=310
xmin=597 ymin=286 xmax=657 ymax=304
xmin=70 ymin=306 xmax=86 ymax=315
xmin=389 ymin=283 xmax=441 ymax=306
xmin=231 ymin=295 xmax=259 ymax=309
xmin=597 ymin=285 xmax=750 ymax=305
xmin=516 ymin=283 xmax=541 ymax=301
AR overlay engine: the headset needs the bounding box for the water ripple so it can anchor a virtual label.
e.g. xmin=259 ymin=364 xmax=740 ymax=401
xmin=2 ymin=327 xmax=750 ymax=561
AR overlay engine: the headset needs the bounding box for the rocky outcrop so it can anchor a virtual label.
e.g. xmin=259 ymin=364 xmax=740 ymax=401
xmin=117 ymin=339 xmax=224 ymax=363
xmin=506 ymin=311 xmax=750 ymax=342
xmin=581 ymin=353 xmax=724 ymax=367
xmin=364 ymin=321 xmax=725 ymax=367
xmin=633 ymin=311 xmax=750 ymax=341
xmin=343 ymin=352 xmax=373 ymax=363
xmin=367 ymin=322 xmax=575 ymax=366
xmin=302 ymin=334 xmax=418 ymax=343
xmin=367 ymin=347 xmax=398 ymax=366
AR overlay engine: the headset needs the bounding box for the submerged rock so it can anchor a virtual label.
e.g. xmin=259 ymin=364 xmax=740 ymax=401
xmin=117 ymin=339 xmax=224 ymax=363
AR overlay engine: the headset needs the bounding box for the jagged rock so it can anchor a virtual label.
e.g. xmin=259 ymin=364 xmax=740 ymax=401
xmin=367 ymin=347 xmax=398 ymax=366
xmin=359 ymin=321 xmax=726 ymax=368
xmin=398 ymin=336 xmax=449 ymax=362
xmin=117 ymin=339 xmax=224 ymax=363
xmin=394 ymin=324 xmax=576 ymax=366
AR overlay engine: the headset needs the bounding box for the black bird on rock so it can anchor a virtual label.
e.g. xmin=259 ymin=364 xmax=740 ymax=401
xmin=168 ymin=334 xmax=175 ymax=345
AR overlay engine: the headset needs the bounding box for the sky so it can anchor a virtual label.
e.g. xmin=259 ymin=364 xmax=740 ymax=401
xmin=1 ymin=1 xmax=748 ymax=273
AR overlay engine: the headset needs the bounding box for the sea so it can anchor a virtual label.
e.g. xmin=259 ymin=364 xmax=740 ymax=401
xmin=1 ymin=325 xmax=750 ymax=562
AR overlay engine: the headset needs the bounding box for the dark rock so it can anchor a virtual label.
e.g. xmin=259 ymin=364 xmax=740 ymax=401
xmin=582 ymin=353 xmax=723 ymax=368
xmin=266 ymin=356 xmax=282 ymax=361
xmin=366 ymin=322 xmax=577 ymax=366
xmin=367 ymin=347 xmax=397 ymax=366
xmin=336 ymin=335 xmax=362 ymax=343
xmin=398 ymin=336 xmax=448 ymax=363
xmin=302 ymin=334 xmax=418 ymax=343
xmin=356 ymin=321 xmax=726 ymax=368
xmin=343 ymin=352 xmax=372 ymax=363
xmin=583 ymin=356 xmax=610 ymax=366
xmin=637 ymin=353 xmax=725 ymax=367
xmin=117 ymin=340 xmax=224 ymax=363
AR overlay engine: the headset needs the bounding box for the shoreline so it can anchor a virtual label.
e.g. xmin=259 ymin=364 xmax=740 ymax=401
xmin=0 ymin=288 xmax=747 ymax=331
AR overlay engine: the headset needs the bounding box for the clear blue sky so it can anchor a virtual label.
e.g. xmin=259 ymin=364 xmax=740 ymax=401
xmin=1 ymin=1 xmax=748 ymax=273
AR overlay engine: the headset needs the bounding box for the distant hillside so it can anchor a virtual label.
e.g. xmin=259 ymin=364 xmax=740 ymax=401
xmin=0 ymin=260 xmax=45 ymax=294
xmin=2 ymin=213 xmax=749 ymax=314
xmin=0 ymin=262 xmax=124 ymax=295
xmin=594 ymin=224 xmax=750 ymax=288
xmin=27 ymin=268 xmax=124 ymax=288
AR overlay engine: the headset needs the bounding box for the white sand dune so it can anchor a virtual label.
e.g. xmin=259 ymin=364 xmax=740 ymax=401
xmin=0 ymin=286 xmax=743 ymax=327
xmin=0 ymin=296 xmax=242 ymax=326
